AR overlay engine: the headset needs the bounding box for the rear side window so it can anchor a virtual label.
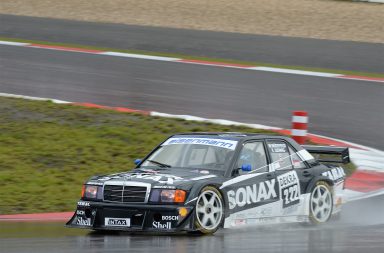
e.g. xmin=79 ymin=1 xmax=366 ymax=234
xmin=266 ymin=140 xmax=293 ymax=170
xmin=288 ymin=146 xmax=307 ymax=169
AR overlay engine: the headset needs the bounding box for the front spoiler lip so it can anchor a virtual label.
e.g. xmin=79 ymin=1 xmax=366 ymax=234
xmin=66 ymin=201 xmax=195 ymax=232
xmin=65 ymin=224 xmax=193 ymax=233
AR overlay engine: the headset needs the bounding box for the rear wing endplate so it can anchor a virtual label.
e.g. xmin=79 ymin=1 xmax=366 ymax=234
xmin=301 ymin=145 xmax=350 ymax=164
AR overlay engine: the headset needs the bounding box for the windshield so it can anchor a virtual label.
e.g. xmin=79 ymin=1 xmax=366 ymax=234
xmin=140 ymin=137 xmax=238 ymax=171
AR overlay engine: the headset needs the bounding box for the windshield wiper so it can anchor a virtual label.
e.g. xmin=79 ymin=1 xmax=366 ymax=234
xmin=146 ymin=160 xmax=171 ymax=168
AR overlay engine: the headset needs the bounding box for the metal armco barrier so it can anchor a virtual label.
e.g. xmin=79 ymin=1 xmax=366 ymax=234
xmin=292 ymin=111 xmax=308 ymax=144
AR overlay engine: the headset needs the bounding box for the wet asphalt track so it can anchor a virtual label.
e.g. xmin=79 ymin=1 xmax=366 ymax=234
xmin=1 ymin=15 xmax=384 ymax=253
xmin=1 ymin=45 xmax=383 ymax=149
xmin=1 ymin=14 xmax=384 ymax=74
xmin=1 ymin=195 xmax=384 ymax=253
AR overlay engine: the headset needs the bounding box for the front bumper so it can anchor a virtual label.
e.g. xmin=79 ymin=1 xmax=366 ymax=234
xmin=66 ymin=200 xmax=195 ymax=232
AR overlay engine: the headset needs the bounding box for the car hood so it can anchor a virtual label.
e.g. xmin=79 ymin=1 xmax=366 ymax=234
xmin=87 ymin=168 xmax=222 ymax=188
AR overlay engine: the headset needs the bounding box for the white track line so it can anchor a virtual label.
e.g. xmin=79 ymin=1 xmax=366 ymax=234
xmin=1 ymin=40 xmax=383 ymax=83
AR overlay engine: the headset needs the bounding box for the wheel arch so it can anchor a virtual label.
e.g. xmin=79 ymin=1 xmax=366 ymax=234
xmin=192 ymin=183 xmax=226 ymax=234
xmin=305 ymin=176 xmax=334 ymax=193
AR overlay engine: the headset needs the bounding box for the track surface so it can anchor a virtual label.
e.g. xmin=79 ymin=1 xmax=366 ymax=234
xmin=1 ymin=45 xmax=383 ymax=149
xmin=1 ymin=14 xmax=384 ymax=73
xmin=1 ymin=195 xmax=383 ymax=253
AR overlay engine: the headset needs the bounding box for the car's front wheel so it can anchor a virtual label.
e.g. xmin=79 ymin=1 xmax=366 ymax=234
xmin=194 ymin=186 xmax=224 ymax=234
xmin=309 ymin=181 xmax=333 ymax=224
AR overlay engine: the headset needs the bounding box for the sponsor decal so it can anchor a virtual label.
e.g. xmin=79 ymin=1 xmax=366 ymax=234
xmin=76 ymin=210 xmax=85 ymax=215
xmin=277 ymin=171 xmax=300 ymax=208
xmin=227 ymin=179 xmax=277 ymax=209
xmin=77 ymin=201 xmax=90 ymax=207
xmin=76 ymin=217 xmax=91 ymax=226
xmin=102 ymin=173 xmax=185 ymax=185
xmin=268 ymin=143 xmax=288 ymax=153
xmin=322 ymin=167 xmax=345 ymax=182
xmin=105 ymin=218 xmax=130 ymax=227
xmin=152 ymin=185 xmax=176 ymax=189
xmin=256 ymin=207 xmax=273 ymax=217
xmin=152 ymin=221 xmax=172 ymax=229
xmin=86 ymin=181 xmax=104 ymax=186
xmin=162 ymin=138 xmax=238 ymax=150
xmin=126 ymin=173 xmax=184 ymax=184
xmin=191 ymin=175 xmax=217 ymax=181
xmin=258 ymin=217 xmax=276 ymax=223
xmin=162 ymin=215 xmax=179 ymax=221
xmin=234 ymin=219 xmax=247 ymax=226
xmin=235 ymin=206 xmax=273 ymax=219
xmin=297 ymin=149 xmax=315 ymax=161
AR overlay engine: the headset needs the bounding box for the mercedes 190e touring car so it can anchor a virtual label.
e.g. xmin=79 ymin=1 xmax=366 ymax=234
xmin=66 ymin=133 xmax=349 ymax=234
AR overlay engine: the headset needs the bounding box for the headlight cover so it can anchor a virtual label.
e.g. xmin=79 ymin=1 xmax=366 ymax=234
xmin=82 ymin=185 xmax=103 ymax=200
xmin=149 ymin=189 xmax=186 ymax=203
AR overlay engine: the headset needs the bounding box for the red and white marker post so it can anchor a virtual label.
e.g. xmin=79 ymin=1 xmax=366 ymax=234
xmin=292 ymin=111 xmax=308 ymax=144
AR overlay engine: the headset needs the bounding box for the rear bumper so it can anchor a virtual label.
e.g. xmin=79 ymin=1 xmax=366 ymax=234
xmin=65 ymin=200 xmax=195 ymax=232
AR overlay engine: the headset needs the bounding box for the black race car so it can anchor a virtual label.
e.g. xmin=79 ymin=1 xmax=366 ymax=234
xmin=66 ymin=133 xmax=349 ymax=234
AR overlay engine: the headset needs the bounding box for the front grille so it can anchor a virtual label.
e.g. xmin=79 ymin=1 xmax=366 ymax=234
xmin=103 ymin=185 xmax=147 ymax=203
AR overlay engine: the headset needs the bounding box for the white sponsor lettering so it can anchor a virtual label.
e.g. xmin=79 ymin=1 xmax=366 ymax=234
xmin=128 ymin=174 xmax=183 ymax=184
xmin=227 ymin=179 xmax=277 ymax=209
xmin=77 ymin=201 xmax=90 ymax=207
xmin=268 ymin=143 xmax=287 ymax=153
xmin=152 ymin=221 xmax=172 ymax=229
xmin=76 ymin=217 xmax=91 ymax=226
xmin=278 ymin=171 xmax=299 ymax=188
xmin=76 ymin=210 xmax=85 ymax=215
xmin=322 ymin=167 xmax=345 ymax=181
xmin=162 ymin=138 xmax=238 ymax=150
xmin=152 ymin=185 xmax=176 ymax=189
xmin=105 ymin=218 xmax=130 ymax=227
xmin=162 ymin=216 xmax=179 ymax=221
xmin=87 ymin=181 xmax=104 ymax=186
xmin=277 ymin=171 xmax=300 ymax=208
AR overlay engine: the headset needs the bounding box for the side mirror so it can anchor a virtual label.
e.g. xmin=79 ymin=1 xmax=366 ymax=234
xmin=134 ymin=159 xmax=142 ymax=166
xmin=241 ymin=164 xmax=252 ymax=172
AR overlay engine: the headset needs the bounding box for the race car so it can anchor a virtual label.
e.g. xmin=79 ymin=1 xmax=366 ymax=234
xmin=66 ymin=133 xmax=349 ymax=234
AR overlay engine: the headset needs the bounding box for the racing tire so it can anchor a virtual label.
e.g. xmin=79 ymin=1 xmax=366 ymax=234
xmin=194 ymin=186 xmax=224 ymax=234
xmin=309 ymin=181 xmax=333 ymax=224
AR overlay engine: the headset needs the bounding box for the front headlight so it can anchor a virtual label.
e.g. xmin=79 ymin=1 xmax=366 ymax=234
xmin=81 ymin=185 xmax=103 ymax=200
xmin=149 ymin=189 xmax=187 ymax=203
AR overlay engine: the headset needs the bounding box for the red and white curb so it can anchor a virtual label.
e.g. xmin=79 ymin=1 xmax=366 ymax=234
xmin=1 ymin=40 xmax=384 ymax=83
xmin=0 ymin=212 xmax=73 ymax=222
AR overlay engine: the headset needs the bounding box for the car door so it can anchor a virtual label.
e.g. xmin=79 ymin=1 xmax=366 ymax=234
xmin=221 ymin=140 xmax=279 ymax=227
xmin=266 ymin=139 xmax=310 ymax=218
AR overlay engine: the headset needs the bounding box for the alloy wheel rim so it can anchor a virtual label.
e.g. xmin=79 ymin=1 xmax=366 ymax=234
xmin=196 ymin=190 xmax=223 ymax=230
xmin=310 ymin=185 xmax=332 ymax=222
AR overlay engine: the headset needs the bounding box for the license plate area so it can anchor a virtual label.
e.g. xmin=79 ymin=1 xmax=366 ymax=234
xmin=100 ymin=208 xmax=145 ymax=228
xmin=105 ymin=218 xmax=131 ymax=227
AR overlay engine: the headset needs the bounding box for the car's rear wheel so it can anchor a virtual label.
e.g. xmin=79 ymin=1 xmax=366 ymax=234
xmin=194 ymin=186 xmax=224 ymax=234
xmin=309 ymin=181 xmax=333 ymax=224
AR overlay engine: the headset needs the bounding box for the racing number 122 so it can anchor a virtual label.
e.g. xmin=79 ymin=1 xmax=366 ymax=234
xmin=282 ymin=184 xmax=300 ymax=208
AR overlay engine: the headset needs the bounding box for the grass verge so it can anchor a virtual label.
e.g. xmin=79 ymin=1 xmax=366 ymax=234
xmin=1 ymin=36 xmax=384 ymax=78
xmin=0 ymin=97 xmax=356 ymax=214
xmin=0 ymin=97 xmax=275 ymax=214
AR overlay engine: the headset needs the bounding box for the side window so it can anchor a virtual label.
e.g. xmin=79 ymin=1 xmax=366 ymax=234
xmin=266 ymin=140 xmax=293 ymax=170
xmin=288 ymin=146 xmax=307 ymax=169
xmin=237 ymin=142 xmax=268 ymax=173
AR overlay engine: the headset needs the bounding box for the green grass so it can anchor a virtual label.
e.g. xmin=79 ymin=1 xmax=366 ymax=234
xmin=0 ymin=97 xmax=356 ymax=214
xmin=0 ymin=97 xmax=276 ymax=214
xmin=1 ymin=36 xmax=384 ymax=78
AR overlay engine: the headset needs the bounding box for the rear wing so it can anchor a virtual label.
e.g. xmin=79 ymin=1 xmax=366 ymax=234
xmin=301 ymin=145 xmax=350 ymax=164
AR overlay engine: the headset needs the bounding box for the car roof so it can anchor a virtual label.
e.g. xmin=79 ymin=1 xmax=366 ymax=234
xmin=172 ymin=132 xmax=291 ymax=141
